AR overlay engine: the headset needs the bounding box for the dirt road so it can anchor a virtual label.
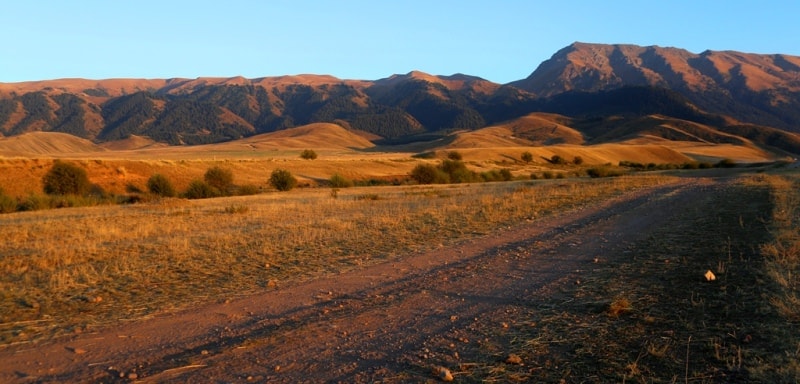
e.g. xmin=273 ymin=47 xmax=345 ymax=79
xmin=0 ymin=178 xmax=712 ymax=383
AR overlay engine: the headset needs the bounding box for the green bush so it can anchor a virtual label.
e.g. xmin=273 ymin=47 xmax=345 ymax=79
xmin=204 ymin=166 xmax=234 ymax=195
xmin=270 ymin=169 xmax=297 ymax=191
xmin=147 ymin=174 xmax=176 ymax=197
xmin=329 ymin=174 xmax=354 ymax=188
xmin=42 ymin=161 xmax=91 ymax=196
xmin=300 ymin=149 xmax=318 ymax=160
xmin=185 ymin=180 xmax=219 ymax=199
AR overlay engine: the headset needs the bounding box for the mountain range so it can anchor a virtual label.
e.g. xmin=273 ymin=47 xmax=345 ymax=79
xmin=1 ymin=42 xmax=799 ymax=155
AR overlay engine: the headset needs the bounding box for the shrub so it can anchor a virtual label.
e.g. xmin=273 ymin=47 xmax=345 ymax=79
xmin=587 ymin=166 xmax=625 ymax=178
xmin=204 ymin=166 xmax=234 ymax=195
xmin=411 ymin=164 xmax=442 ymax=184
xmin=521 ymin=151 xmax=533 ymax=163
xmin=329 ymin=174 xmax=354 ymax=188
xmin=440 ymin=159 xmax=476 ymax=183
xmin=300 ymin=149 xmax=318 ymax=160
xmin=42 ymin=161 xmax=91 ymax=196
xmin=270 ymin=169 xmax=297 ymax=191
xmin=237 ymin=184 xmax=260 ymax=196
xmin=550 ymin=155 xmax=567 ymax=165
xmin=530 ymin=173 xmax=539 ymax=180
xmin=573 ymin=156 xmax=584 ymax=165
xmin=681 ymin=161 xmax=700 ymax=170
xmin=542 ymin=171 xmax=555 ymax=179
xmin=499 ymin=168 xmax=513 ymax=181
xmin=147 ymin=174 xmax=176 ymax=197
xmin=0 ymin=194 xmax=16 ymax=214
xmin=18 ymin=194 xmax=51 ymax=211
xmin=716 ymin=158 xmax=737 ymax=168
xmin=447 ymin=151 xmax=463 ymax=161
xmin=185 ymin=180 xmax=218 ymax=199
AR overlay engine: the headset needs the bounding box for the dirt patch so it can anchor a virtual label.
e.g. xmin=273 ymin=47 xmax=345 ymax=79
xmin=0 ymin=178 xmax=759 ymax=382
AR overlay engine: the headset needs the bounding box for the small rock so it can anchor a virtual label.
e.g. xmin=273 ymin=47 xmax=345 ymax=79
xmin=68 ymin=347 xmax=87 ymax=354
xmin=434 ymin=366 xmax=453 ymax=382
xmin=506 ymin=353 xmax=523 ymax=365
xmin=450 ymin=315 xmax=458 ymax=322
xmin=704 ymin=270 xmax=716 ymax=281
xmin=267 ymin=280 xmax=278 ymax=288
xmin=127 ymin=373 xmax=138 ymax=380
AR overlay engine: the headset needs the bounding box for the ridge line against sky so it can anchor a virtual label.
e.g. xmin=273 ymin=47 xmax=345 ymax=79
xmin=2 ymin=0 xmax=798 ymax=84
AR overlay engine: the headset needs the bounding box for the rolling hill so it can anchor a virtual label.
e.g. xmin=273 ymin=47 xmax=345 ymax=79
xmin=1 ymin=42 xmax=800 ymax=158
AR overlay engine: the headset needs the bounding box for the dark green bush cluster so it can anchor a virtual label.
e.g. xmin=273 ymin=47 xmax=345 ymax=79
xmin=300 ymin=149 xmax=318 ymax=160
xmin=530 ymin=171 xmax=570 ymax=180
xmin=183 ymin=166 xmax=261 ymax=199
xmin=619 ymin=159 xmax=734 ymax=172
xmin=410 ymin=159 xmax=514 ymax=185
xmin=270 ymin=169 xmax=297 ymax=191
xmin=146 ymin=174 xmax=176 ymax=197
xmin=480 ymin=168 xmax=514 ymax=182
xmin=587 ymin=166 xmax=627 ymax=178
xmin=42 ymin=160 xmax=91 ymax=196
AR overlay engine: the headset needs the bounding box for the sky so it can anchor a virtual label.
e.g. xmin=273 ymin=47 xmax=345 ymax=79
xmin=2 ymin=1 xmax=798 ymax=84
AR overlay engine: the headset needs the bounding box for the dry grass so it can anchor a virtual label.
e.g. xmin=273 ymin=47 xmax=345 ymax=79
xmin=759 ymin=174 xmax=800 ymax=323
xmin=448 ymin=171 xmax=800 ymax=383
xmin=0 ymin=175 xmax=673 ymax=346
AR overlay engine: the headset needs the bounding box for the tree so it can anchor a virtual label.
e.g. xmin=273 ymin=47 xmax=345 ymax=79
xmin=300 ymin=149 xmax=318 ymax=160
xmin=550 ymin=155 xmax=567 ymax=165
xmin=204 ymin=166 xmax=234 ymax=195
xmin=270 ymin=169 xmax=297 ymax=191
xmin=521 ymin=151 xmax=533 ymax=163
xmin=146 ymin=174 xmax=176 ymax=197
xmin=42 ymin=161 xmax=91 ymax=195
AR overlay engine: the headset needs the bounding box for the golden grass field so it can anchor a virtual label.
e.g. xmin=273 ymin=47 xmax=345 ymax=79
xmin=0 ymin=122 xmax=798 ymax=381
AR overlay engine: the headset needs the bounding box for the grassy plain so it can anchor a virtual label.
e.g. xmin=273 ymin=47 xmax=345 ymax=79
xmin=0 ymin=175 xmax=674 ymax=346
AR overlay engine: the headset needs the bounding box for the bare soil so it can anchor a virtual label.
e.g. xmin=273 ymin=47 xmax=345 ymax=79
xmin=0 ymin=179 xmax=712 ymax=383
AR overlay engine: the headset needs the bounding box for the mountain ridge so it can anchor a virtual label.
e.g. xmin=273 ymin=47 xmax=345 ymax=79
xmin=2 ymin=42 xmax=800 ymax=155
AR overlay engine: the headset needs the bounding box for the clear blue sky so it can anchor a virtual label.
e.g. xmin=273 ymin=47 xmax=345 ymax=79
xmin=2 ymin=1 xmax=798 ymax=84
